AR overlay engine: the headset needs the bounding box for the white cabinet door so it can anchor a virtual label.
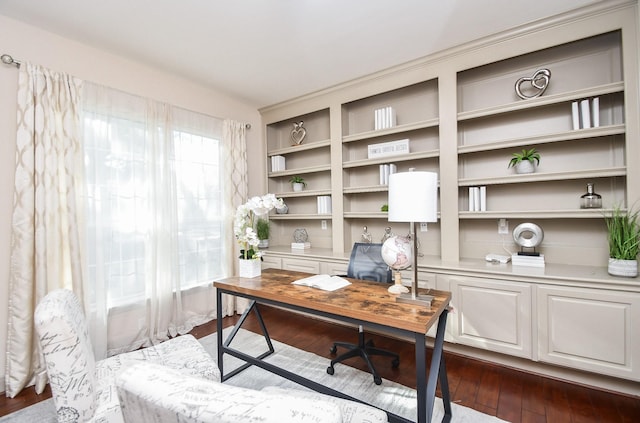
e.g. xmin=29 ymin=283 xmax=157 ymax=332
xmin=282 ymin=257 xmax=320 ymax=274
xmin=450 ymin=277 xmax=532 ymax=359
xmin=537 ymin=285 xmax=640 ymax=381
xmin=261 ymin=255 xmax=282 ymax=270
xmin=321 ymin=261 xmax=349 ymax=276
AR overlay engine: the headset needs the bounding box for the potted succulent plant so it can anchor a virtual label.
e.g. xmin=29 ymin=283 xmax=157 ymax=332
xmin=508 ymin=148 xmax=540 ymax=174
xmin=289 ymin=175 xmax=307 ymax=192
xmin=605 ymin=205 xmax=640 ymax=277
xmin=256 ymin=217 xmax=270 ymax=248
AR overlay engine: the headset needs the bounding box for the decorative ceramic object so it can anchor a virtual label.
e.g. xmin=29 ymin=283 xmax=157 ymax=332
xmin=608 ymin=258 xmax=638 ymax=278
xmin=291 ymin=121 xmax=306 ymax=145
xmin=238 ymin=258 xmax=261 ymax=278
xmin=293 ymin=228 xmax=309 ymax=243
xmin=515 ymin=160 xmax=536 ymax=174
xmin=515 ymin=68 xmax=551 ymax=99
xmin=292 ymin=182 xmax=304 ymax=192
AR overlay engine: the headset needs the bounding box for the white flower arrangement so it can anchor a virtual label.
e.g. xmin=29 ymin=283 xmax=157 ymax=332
xmin=234 ymin=193 xmax=284 ymax=260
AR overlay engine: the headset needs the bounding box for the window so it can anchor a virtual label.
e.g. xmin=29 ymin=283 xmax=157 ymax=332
xmin=82 ymin=91 xmax=225 ymax=307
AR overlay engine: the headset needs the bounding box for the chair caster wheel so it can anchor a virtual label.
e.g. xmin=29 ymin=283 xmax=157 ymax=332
xmin=330 ymin=345 xmax=337 ymax=354
xmin=327 ymin=366 xmax=335 ymax=375
xmin=392 ymin=358 xmax=400 ymax=368
xmin=374 ymin=376 xmax=382 ymax=385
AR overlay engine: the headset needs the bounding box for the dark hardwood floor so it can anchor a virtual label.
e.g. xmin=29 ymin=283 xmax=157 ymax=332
xmin=2 ymin=305 xmax=638 ymax=422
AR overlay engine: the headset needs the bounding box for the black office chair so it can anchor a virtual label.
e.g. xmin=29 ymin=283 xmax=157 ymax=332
xmin=326 ymin=242 xmax=399 ymax=385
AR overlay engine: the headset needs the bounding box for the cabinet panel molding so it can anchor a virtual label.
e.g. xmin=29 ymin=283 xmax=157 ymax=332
xmin=450 ymin=277 xmax=532 ymax=358
xmin=537 ymin=285 xmax=640 ymax=381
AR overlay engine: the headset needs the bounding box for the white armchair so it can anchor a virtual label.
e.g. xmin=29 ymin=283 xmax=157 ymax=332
xmin=116 ymin=362 xmax=389 ymax=423
xmin=34 ymin=289 xmax=220 ymax=423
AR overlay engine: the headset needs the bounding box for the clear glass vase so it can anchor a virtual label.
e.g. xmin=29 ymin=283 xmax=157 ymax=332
xmin=580 ymin=183 xmax=602 ymax=209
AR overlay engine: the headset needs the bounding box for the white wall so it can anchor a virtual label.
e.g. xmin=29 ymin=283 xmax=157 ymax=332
xmin=0 ymin=14 xmax=265 ymax=393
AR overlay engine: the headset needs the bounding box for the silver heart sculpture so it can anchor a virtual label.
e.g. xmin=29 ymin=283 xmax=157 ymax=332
xmin=291 ymin=121 xmax=306 ymax=145
xmin=515 ymin=68 xmax=551 ymax=99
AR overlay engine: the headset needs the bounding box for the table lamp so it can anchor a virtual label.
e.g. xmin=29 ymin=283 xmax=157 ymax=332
xmin=388 ymin=170 xmax=438 ymax=306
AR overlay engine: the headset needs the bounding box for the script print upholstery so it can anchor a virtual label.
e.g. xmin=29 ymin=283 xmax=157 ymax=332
xmin=261 ymin=386 xmax=388 ymax=423
xmin=34 ymin=289 xmax=220 ymax=423
xmin=116 ymin=362 xmax=345 ymax=423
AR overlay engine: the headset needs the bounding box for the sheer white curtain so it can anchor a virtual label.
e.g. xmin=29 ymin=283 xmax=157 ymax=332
xmin=82 ymin=83 xmax=235 ymax=357
xmin=6 ymin=63 xmax=85 ymax=397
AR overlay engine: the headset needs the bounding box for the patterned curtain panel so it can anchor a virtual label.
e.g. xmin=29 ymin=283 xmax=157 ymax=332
xmin=6 ymin=63 xmax=85 ymax=397
xmin=223 ymin=119 xmax=248 ymax=311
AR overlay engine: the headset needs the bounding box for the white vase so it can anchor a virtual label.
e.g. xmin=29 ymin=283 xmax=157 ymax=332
xmin=239 ymin=258 xmax=261 ymax=278
xmin=515 ymin=160 xmax=536 ymax=174
xmin=608 ymin=258 xmax=638 ymax=277
xmin=292 ymin=182 xmax=304 ymax=192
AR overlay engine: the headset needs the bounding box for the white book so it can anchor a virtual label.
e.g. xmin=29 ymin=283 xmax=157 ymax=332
xmin=389 ymin=163 xmax=397 ymax=176
xmin=480 ymin=186 xmax=486 ymax=211
xmin=291 ymin=242 xmax=311 ymax=249
xmin=383 ymin=164 xmax=390 ymax=185
xmin=379 ymin=165 xmax=385 ymax=185
xmin=291 ymin=274 xmax=351 ymax=291
xmin=469 ymin=187 xmax=475 ymax=211
xmin=571 ymin=101 xmax=580 ymax=130
xmin=580 ymin=99 xmax=591 ymax=129
xmin=386 ymin=106 xmax=394 ymax=128
xmin=511 ymin=253 xmax=545 ymax=267
xmin=591 ymin=97 xmax=600 ymax=128
xmin=473 ymin=186 xmax=480 ymax=212
xmin=271 ymin=155 xmax=285 ymax=171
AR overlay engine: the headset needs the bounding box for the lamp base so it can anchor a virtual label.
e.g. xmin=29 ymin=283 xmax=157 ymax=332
xmin=388 ymin=284 xmax=409 ymax=294
xmin=395 ymin=293 xmax=433 ymax=307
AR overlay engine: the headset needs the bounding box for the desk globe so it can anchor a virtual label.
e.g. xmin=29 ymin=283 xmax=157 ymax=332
xmin=381 ymin=235 xmax=412 ymax=294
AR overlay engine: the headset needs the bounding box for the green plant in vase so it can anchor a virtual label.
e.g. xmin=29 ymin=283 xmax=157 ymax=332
xmin=256 ymin=218 xmax=270 ymax=248
xmin=289 ymin=175 xmax=307 ymax=192
xmin=605 ymin=205 xmax=640 ymax=277
xmin=508 ymin=148 xmax=540 ymax=174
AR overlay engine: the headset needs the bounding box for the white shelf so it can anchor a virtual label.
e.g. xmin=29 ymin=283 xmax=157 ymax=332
xmin=459 ymin=167 xmax=626 ymax=187
xmin=275 ymin=189 xmax=332 ymax=198
xmin=342 ymin=118 xmax=439 ymax=143
xmin=459 ymin=209 xmax=616 ymax=219
xmin=270 ymin=214 xmax=332 ymax=220
xmin=268 ymin=165 xmax=331 ymax=178
xmin=267 ymin=139 xmax=331 ymax=156
xmin=458 ymin=125 xmax=626 ymax=154
xmin=342 ymin=150 xmax=439 ymax=168
xmin=457 ymin=82 xmax=624 ymax=121
xmin=343 ymin=185 xmax=389 ymax=194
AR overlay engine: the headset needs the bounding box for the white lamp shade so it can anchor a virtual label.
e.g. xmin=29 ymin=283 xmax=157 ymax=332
xmin=388 ymin=171 xmax=438 ymax=223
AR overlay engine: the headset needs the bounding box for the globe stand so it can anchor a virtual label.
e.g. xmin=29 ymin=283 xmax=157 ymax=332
xmin=395 ymin=222 xmax=433 ymax=307
xmin=387 ymin=270 xmax=409 ymax=294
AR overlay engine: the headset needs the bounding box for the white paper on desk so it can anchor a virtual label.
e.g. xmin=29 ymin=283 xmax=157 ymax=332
xmin=292 ymin=274 xmax=351 ymax=291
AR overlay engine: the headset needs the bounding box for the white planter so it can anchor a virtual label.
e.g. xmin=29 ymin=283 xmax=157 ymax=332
xmin=258 ymin=239 xmax=269 ymax=248
xmin=607 ymin=258 xmax=638 ymax=278
xmin=292 ymin=182 xmax=304 ymax=192
xmin=515 ymin=160 xmax=536 ymax=174
xmin=239 ymin=258 xmax=261 ymax=278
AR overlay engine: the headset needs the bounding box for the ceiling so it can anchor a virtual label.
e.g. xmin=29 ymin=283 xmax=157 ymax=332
xmin=0 ymin=0 xmax=604 ymax=108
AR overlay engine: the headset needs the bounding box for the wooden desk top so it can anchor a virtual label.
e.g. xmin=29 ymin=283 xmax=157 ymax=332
xmin=214 ymin=268 xmax=451 ymax=334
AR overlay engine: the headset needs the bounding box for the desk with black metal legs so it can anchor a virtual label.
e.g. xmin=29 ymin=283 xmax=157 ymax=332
xmin=215 ymin=268 xmax=452 ymax=423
